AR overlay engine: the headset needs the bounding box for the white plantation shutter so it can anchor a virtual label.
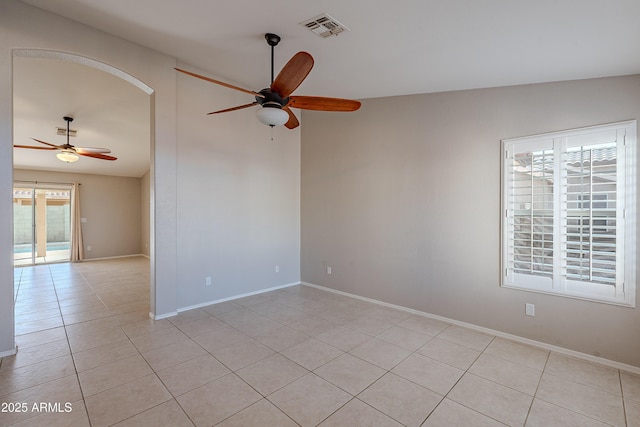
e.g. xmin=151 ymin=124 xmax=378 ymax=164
xmin=504 ymin=138 xmax=555 ymax=291
xmin=564 ymin=142 xmax=617 ymax=286
xmin=502 ymin=121 xmax=635 ymax=306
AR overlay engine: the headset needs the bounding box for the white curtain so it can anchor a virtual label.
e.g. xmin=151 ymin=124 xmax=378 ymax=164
xmin=70 ymin=182 xmax=84 ymax=262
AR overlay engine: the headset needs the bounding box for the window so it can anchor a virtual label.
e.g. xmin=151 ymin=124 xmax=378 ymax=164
xmin=501 ymin=121 xmax=636 ymax=306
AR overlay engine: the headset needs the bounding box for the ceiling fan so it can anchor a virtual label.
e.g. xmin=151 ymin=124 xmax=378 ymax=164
xmin=14 ymin=116 xmax=117 ymax=163
xmin=175 ymin=33 xmax=361 ymax=129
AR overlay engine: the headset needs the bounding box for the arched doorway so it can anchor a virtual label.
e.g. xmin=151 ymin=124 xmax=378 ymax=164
xmin=11 ymin=49 xmax=155 ymax=329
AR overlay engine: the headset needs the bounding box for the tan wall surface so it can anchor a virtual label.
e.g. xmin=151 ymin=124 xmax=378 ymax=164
xmin=14 ymin=169 xmax=142 ymax=259
xmin=301 ymin=75 xmax=640 ymax=367
xmin=141 ymin=169 xmax=150 ymax=257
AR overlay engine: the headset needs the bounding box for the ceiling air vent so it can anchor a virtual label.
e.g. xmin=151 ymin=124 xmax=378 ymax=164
xmin=57 ymin=127 xmax=77 ymax=137
xmin=300 ymin=13 xmax=349 ymax=38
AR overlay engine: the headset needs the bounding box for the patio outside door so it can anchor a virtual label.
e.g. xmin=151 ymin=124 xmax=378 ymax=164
xmin=13 ymin=185 xmax=71 ymax=266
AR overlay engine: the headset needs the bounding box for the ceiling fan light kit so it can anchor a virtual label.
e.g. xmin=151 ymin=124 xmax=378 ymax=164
xmin=57 ymin=116 xmax=79 ymax=163
xmin=56 ymin=150 xmax=79 ymax=163
xmin=256 ymin=105 xmax=289 ymax=127
xmin=175 ymin=33 xmax=360 ymax=130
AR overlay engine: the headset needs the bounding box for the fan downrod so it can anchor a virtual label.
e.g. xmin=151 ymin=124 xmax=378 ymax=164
xmin=265 ymin=33 xmax=281 ymax=84
xmin=62 ymin=116 xmax=74 ymax=148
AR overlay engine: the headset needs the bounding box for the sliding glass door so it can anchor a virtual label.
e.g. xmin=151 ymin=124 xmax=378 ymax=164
xmin=13 ymin=187 xmax=34 ymax=265
xmin=13 ymin=184 xmax=71 ymax=266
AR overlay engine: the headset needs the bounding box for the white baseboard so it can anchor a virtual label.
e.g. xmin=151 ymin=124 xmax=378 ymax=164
xmin=302 ymin=281 xmax=640 ymax=375
xmin=176 ymin=281 xmax=301 ymax=313
xmin=81 ymin=253 xmax=147 ymax=262
xmin=150 ymin=311 xmax=178 ymax=320
xmin=0 ymin=345 xmax=17 ymax=358
xmin=149 ymin=281 xmax=302 ymax=319
xmin=149 ymin=282 xmax=301 ymax=320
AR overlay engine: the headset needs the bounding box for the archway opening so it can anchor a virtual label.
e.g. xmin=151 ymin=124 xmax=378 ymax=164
xmin=11 ymin=49 xmax=156 ymax=334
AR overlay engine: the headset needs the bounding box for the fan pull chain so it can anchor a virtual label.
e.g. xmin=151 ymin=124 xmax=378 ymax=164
xmin=270 ymin=125 xmax=274 ymax=141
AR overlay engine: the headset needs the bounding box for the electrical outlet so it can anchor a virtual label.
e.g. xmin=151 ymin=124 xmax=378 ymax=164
xmin=205 ymin=276 xmax=212 ymax=286
xmin=525 ymin=303 xmax=535 ymax=316
xmin=327 ymin=266 xmax=332 ymax=275
xmin=86 ymin=245 xmax=92 ymax=251
xmin=275 ymin=265 xmax=280 ymax=273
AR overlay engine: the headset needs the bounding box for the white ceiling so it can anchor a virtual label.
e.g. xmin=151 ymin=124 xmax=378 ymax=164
xmin=13 ymin=0 xmax=640 ymax=176
xmin=13 ymin=57 xmax=150 ymax=177
xmin=19 ymin=0 xmax=640 ymax=100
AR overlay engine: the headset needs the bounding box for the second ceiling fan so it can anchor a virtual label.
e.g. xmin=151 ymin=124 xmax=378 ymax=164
xmin=175 ymin=33 xmax=361 ymax=129
xmin=14 ymin=116 xmax=117 ymax=163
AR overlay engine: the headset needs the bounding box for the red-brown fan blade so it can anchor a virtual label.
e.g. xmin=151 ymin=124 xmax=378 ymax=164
xmin=78 ymin=152 xmax=117 ymax=161
xmin=175 ymin=68 xmax=264 ymax=98
xmin=283 ymin=107 xmax=299 ymax=129
xmin=271 ymin=52 xmax=314 ymax=98
xmin=14 ymin=144 xmax=57 ymax=150
xmin=75 ymin=147 xmax=111 ymax=154
xmin=207 ymin=102 xmax=258 ymax=115
xmin=30 ymin=137 xmax=61 ymax=148
xmin=287 ymin=96 xmax=361 ymax=112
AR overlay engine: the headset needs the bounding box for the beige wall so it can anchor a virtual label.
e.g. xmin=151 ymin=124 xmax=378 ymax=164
xmin=141 ymin=169 xmax=150 ymax=257
xmin=301 ymin=75 xmax=640 ymax=368
xmin=14 ymin=169 xmax=143 ymax=259
xmin=175 ymin=61 xmax=301 ymax=309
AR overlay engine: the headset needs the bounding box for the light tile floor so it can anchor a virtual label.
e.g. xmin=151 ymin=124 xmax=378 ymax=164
xmin=14 ymin=249 xmax=71 ymax=266
xmin=1 ymin=257 xmax=639 ymax=426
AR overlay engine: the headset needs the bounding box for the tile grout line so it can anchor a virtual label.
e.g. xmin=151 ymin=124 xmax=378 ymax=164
xmin=54 ymin=263 xmax=109 ymax=427
xmin=64 ymin=261 xmax=154 ymax=426
xmin=414 ymin=332 xmax=493 ymax=426
xmin=519 ymin=341 xmax=550 ymax=427
xmin=8 ymin=259 xmax=636 ymax=426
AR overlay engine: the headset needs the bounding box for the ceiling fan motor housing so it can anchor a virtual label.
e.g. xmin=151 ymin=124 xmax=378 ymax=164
xmin=256 ymin=88 xmax=288 ymax=108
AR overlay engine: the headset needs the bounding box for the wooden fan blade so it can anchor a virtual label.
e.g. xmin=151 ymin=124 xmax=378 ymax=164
xmin=271 ymin=52 xmax=314 ymax=98
xmin=14 ymin=144 xmax=57 ymax=150
xmin=283 ymin=107 xmax=299 ymax=129
xmin=78 ymin=152 xmax=117 ymax=161
xmin=175 ymin=68 xmax=264 ymax=98
xmin=75 ymin=147 xmax=111 ymax=154
xmin=30 ymin=137 xmax=60 ymax=148
xmin=288 ymin=96 xmax=361 ymax=112
xmin=207 ymin=102 xmax=258 ymax=115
